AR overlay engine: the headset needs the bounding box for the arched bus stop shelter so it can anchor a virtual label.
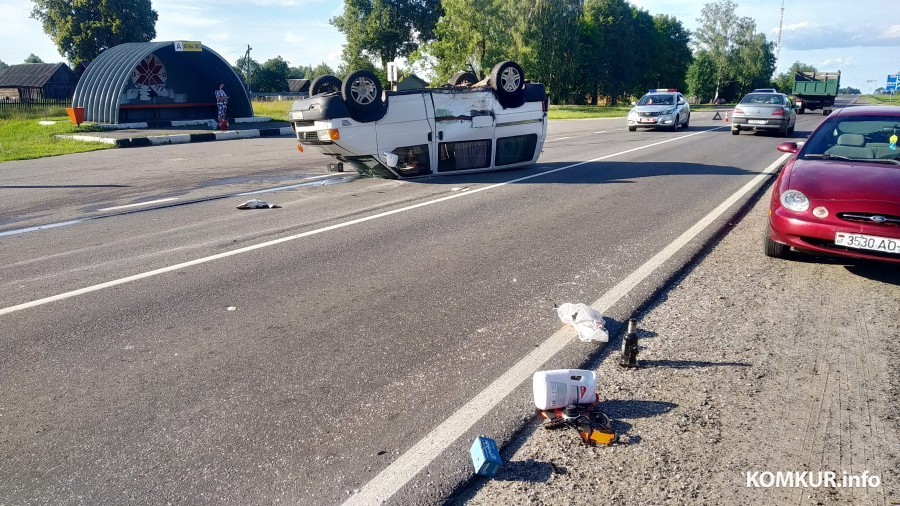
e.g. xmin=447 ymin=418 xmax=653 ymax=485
xmin=72 ymin=41 xmax=251 ymax=125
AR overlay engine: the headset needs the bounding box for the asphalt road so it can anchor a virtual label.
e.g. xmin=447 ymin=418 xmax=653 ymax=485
xmin=0 ymin=110 xmax=830 ymax=505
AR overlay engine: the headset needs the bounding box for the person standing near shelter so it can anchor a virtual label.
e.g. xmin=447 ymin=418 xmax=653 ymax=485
xmin=215 ymin=82 xmax=229 ymax=129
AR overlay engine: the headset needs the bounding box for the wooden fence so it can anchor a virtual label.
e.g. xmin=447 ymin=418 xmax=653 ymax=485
xmin=0 ymin=98 xmax=71 ymax=115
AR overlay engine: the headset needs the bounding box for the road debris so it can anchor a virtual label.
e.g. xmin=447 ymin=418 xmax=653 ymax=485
xmin=618 ymin=318 xmax=640 ymax=368
xmin=533 ymin=369 xmax=597 ymax=410
xmin=236 ymin=199 xmax=282 ymax=210
xmin=556 ymin=303 xmax=609 ymax=342
xmin=470 ymin=436 xmax=503 ymax=477
xmin=539 ymin=403 xmax=617 ymax=446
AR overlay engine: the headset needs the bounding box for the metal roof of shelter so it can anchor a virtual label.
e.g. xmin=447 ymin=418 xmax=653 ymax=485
xmin=73 ymin=41 xmax=251 ymax=124
xmin=0 ymin=63 xmax=70 ymax=87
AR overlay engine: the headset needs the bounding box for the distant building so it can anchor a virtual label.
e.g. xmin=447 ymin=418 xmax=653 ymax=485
xmin=0 ymin=62 xmax=77 ymax=102
xmin=397 ymin=74 xmax=429 ymax=91
xmin=287 ymin=79 xmax=310 ymax=94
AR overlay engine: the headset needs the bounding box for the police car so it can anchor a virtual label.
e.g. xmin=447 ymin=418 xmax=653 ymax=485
xmin=626 ymin=89 xmax=690 ymax=131
xmin=290 ymin=61 xmax=548 ymax=179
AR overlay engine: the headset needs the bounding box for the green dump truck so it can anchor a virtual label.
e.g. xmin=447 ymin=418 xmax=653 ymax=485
xmin=792 ymin=70 xmax=841 ymax=115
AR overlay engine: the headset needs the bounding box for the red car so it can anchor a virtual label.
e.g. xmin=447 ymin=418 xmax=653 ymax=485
xmin=765 ymin=106 xmax=900 ymax=264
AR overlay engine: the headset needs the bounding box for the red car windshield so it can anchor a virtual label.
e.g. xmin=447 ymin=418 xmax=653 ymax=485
xmin=801 ymin=116 xmax=900 ymax=163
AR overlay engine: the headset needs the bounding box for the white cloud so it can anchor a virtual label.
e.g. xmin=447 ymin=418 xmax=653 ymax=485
xmin=820 ymin=57 xmax=854 ymax=68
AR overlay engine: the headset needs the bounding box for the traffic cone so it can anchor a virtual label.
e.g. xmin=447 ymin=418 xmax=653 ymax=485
xmin=724 ymin=111 xmax=729 ymax=122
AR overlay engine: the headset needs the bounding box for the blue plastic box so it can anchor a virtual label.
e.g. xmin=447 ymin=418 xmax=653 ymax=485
xmin=470 ymin=436 xmax=503 ymax=477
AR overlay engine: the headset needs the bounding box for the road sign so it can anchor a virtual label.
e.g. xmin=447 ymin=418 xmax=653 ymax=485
xmin=174 ymin=41 xmax=202 ymax=52
xmin=888 ymin=74 xmax=898 ymax=85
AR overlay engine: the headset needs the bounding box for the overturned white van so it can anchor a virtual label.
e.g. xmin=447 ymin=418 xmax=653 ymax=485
xmin=290 ymin=61 xmax=548 ymax=178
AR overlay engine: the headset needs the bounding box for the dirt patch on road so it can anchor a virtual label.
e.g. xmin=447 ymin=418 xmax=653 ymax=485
xmin=459 ymin=195 xmax=900 ymax=505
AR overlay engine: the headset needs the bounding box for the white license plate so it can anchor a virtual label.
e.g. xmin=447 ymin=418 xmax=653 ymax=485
xmin=834 ymin=232 xmax=900 ymax=255
xmin=748 ymin=119 xmax=767 ymax=125
xmin=639 ymin=118 xmax=656 ymax=123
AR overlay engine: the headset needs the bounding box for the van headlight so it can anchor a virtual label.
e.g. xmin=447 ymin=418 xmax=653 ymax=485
xmin=780 ymin=190 xmax=809 ymax=212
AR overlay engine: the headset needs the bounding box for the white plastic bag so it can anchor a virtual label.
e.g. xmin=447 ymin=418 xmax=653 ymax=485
xmin=557 ymin=303 xmax=609 ymax=343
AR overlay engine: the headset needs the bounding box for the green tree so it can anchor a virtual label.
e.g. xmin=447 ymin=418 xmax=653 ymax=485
xmin=311 ymin=62 xmax=337 ymax=79
xmin=24 ymin=54 xmax=45 ymax=63
xmin=288 ymin=64 xmax=312 ymax=80
xmin=234 ymin=55 xmax=260 ymax=92
xmin=652 ymin=15 xmax=692 ymax=92
xmin=255 ymin=56 xmax=291 ymax=92
xmin=0 ymin=59 xmax=8 ymax=70
xmin=513 ymin=0 xmax=582 ymax=104
xmin=772 ymin=61 xmax=817 ymax=93
xmin=418 ymin=0 xmax=511 ymax=83
xmin=692 ymin=0 xmax=757 ymax=101
xmin=31 ymin=0 xmax=157 ymax=67
xmin=733 ymin=30 xmax=776 ymax=94
xmin=839 ymin=86 xmax=861 ymax=95
xmin=579 ymin=0 xmax=644 ymax=105
xmin=331 ymin=0 xmax=441 ymax=71
xmin=685 ymin=50 xmax=718 ymax=102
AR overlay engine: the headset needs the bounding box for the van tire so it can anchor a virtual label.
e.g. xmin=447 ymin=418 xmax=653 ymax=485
xmin=490 ymin=61 xmax=525 ymax=108
xmin=310 ymin=75 xmax=342 ymax=96
xmin=449 ymin=71 xmax=478 ymax=87
xmin=342 ymin=70 xmax=384 ymax=119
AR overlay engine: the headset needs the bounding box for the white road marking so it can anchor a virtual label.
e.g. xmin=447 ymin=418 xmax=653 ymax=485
xmin=98 ymin=198 xmax=179 ymax=211
xmin=1 ymin=174 xmax=352 ymax=238
xmin=550 ymin=136 xmax=571 ymax=141
xmin=0 ymin=220 xmax=84 ymax=239
xmin=0 ymin=129 xmax=714 ymax=318
xmin=594 ymin=130 xmax=607 ymax=134
xmin=237 ymin=174 xmax=355 ymax=196
xmin=341 ymin=148 xmax=792 ymax=506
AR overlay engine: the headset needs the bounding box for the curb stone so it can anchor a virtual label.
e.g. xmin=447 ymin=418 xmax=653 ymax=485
xmin=57 ymin=126 xmax=295 ymax=148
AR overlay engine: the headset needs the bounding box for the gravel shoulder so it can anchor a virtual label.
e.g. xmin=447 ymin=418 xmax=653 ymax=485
xmin=459 ymin=189 xmax=900 ymax=505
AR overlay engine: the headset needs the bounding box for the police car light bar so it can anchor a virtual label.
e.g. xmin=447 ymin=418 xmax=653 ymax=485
xmin=649 ymin=89 xmax=677 ymax=93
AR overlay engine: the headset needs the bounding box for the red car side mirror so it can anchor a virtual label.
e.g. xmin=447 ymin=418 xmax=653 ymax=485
xmin=777 ymin=141 xmax=799 ymax=154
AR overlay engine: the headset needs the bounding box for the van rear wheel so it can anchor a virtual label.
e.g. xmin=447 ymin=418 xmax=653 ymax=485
xmin=449 ymin=71 xmax=478 ymax=87
xmin=310 ymin=75 xmax=341 ymax=95
xmin=490 ymin=61 xmax=526 ymax=108
xmin=342 ymin=70 xmax=384 ymax=119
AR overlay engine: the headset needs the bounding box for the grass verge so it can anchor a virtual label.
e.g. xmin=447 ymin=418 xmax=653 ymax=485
xmin=252 ymin=100 xmax=293 ymax=122
xmin=0 ymin=115 xmax=113 ymax=163
xmin=858 ymin=94 xmax=900 ymax=106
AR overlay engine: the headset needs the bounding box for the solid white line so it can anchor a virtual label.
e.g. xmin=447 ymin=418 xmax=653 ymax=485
xmin=341 ymin=149 xmax=792 ymax=506
xmin=594 ymin=130 xmax=607 ymax=134
xmin=236 ymin=174 xmax=353 ymax=196
xmin=551 ymin=136 xmax=572 ymax=141
xmin=97 ymin=198 xmax=179 ymax=212
xmin=0 ymin=128 xmax=710 ymax=316
xmin=0 ymin=220 xmax=84 ymax=239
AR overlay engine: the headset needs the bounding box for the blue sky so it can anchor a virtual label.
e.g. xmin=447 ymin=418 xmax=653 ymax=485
xmin=1 ymin=0 xmax=897 ymax=92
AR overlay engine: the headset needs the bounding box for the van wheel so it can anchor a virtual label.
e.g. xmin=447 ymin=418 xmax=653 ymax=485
xmin=490 ymin=61 xmax=525 ymax=108
xmin=731 ymin=127 xmax=740 ymax=135
xmin=342 ymin=70 xmax=383 ymax=117
xmin=449 ymin=71 xmax=478 ymax=87
xmin=628 ymin=126 xmax=637 ymax=132
xmin=310 ymin=75 xmax=341 ymax=95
